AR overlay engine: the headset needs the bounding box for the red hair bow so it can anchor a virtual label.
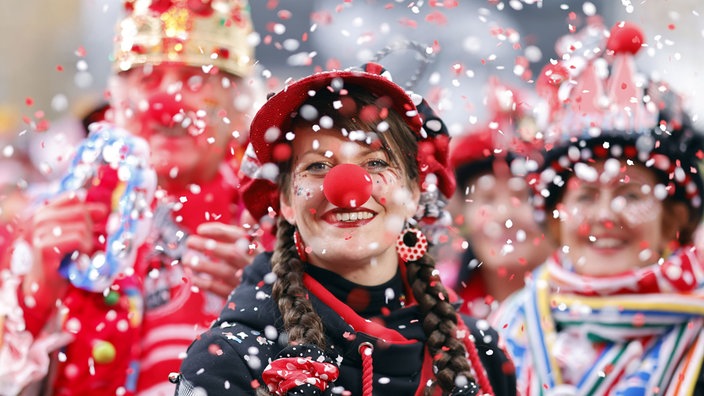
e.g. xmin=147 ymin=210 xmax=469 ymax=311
xmin=262 ymin=356 xmax=340 ymax=395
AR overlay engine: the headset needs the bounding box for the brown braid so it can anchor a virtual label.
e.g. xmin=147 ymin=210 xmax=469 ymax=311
xmin=406 ymin=254 xmax=476 ymax=395
xmin=271 ymin=217 xmax=327 ymax=347
xmin=256 ymin=218 xmax=328 ymax=396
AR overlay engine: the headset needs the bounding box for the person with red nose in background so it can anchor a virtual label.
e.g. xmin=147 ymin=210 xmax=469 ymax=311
xmin=493 ymin=19 xmax=704 ymax=395
xmin=443 ymin=79 xmax=554 ymax=319
xmin=0 ymin=0 xmax=265 ymax=394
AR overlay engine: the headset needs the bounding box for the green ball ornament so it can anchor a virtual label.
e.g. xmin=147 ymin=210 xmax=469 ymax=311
xmin=104 ymin=290 xmax=120 ymax=306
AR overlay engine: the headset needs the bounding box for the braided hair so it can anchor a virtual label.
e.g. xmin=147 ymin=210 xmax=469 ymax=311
xmin=262 ymin=85 xmax=483 ymax=395
xmin=406 ymin=255 xmax=490 ymax=394
xmin=271 ymin=218 xmax=326 ymax=347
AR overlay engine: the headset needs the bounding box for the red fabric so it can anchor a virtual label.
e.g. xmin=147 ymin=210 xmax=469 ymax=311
xmin=158 ymin=169 xmax=241 ymax=233
xmin=547 ymin=249 xmax=703 ymax=295
xmin=303 ymin=274 xmax=413 ymax=344
xmin=240 ymin=177 xmax=281 ymax=221
xmin=457 ymin=276 xmax=490 ymax=317
xmin=248 ymin=66 xmax=422 ymax=167
xmin=413 ymin=317 xmax=496 ymax=396
xmin=51 ymin=275 xmax=144 ymax=395
xmin=449 ymin=129 xmax=495 ymax=169
xmin=359 ymin=343 xmax=374 ymax=396
xmin=16 ymin=280 xmax=54 ymax=338
xmin=135 ymin=170 xmax=241 ymax=393
xmin=147 ymin=0 xmax=214 ymax=17
xmin=417 ymin=134 xmax=455 ymax=201
xmin=414 ymin=348 xmax=438 ymax=396
xmin=456 ymin=316 xmax=495 ymax=395
xmin=0 ymin=216 xmax=19 ymax=262
xmin=262 ymin=357 xmax=339 ymax=395
xmin=84 ymin=165 xmax=120 ymax=255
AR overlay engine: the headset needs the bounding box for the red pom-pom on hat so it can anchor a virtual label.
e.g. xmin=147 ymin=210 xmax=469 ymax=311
xmin=607 ymin=21 xmax=645 ymax=55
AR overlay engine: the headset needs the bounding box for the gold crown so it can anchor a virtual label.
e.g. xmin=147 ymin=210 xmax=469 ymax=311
xmin=113 ymin=0 xmax=254 ymax=77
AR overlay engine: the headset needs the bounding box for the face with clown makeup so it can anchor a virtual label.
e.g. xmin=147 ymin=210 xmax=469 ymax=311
xmin=551 ymin=158 xmax=688 ymax=276
xmin=279 ymin=127 xmax=420 ymax=285
xmin=107 ymin=63 xmax=254 ymax=188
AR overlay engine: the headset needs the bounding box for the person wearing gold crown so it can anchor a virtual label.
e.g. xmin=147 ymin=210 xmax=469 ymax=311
xmin=0 ymin=0 xmax=264 ymax=394
xmin=492 ymin=18 xmax=704 ymax=395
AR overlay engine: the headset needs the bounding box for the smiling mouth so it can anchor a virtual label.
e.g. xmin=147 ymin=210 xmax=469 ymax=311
xmin=334 ymin=211 xmax=374 ymax=222
xmin=590 ymin=237 xmax=625 ymax=249
xmin=324 ymin=210 xmax=376 ymax=228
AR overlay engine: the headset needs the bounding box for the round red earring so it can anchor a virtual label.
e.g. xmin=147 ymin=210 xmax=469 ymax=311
xmin=396 ymin=226 xmax=428 ymax=262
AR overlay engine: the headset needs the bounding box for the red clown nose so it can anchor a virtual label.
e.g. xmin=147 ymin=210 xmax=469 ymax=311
xmin=323 ymin=164 xmax=373 ymax=208
xmin=144 ymin=92 xmax=187 ymax=127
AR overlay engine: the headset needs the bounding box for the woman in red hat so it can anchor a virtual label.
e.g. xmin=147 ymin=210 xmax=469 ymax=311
xmin=493 ymin=20 xmax=704 ymax=395
xmin=173 ymin=63 xmax=517 ymax=395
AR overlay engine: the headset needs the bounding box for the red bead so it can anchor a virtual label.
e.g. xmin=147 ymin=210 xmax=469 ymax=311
xmin=130 ymin=44 xmax=146 ymax=55
xmin=214 ymin=47 xmax=230 ymax=59
xmin=148 ymin=0 xmax=173 ymax=14
xmin=187 ymin=0 xmax=214 ymax=16
xmin=272 ymin=143 xmax=292 ymax=163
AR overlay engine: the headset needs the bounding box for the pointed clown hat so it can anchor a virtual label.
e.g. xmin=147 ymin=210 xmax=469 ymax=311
xmin=113 ymin=0 xmax=255 ymax=77
xmin=531 ymin=18 xmax=704 ymax=234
